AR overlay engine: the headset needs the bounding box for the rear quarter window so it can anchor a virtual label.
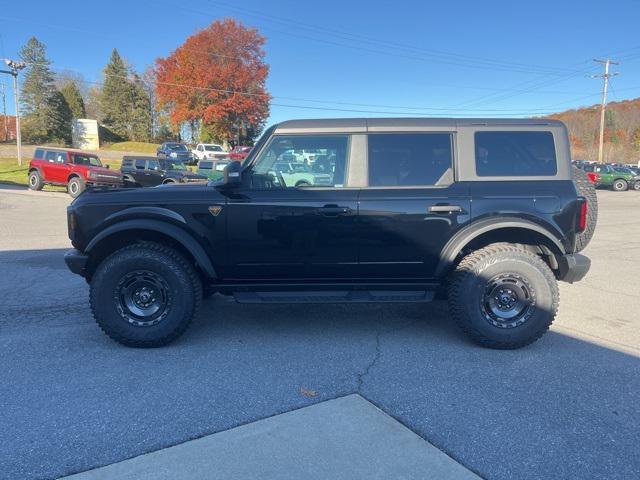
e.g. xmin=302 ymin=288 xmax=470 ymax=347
xmin=475 ymin=131 xmax=557 ymax=177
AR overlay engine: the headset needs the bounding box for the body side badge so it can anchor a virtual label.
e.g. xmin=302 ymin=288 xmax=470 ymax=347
xmin=208 ymin=205 xmax=223 ymax=216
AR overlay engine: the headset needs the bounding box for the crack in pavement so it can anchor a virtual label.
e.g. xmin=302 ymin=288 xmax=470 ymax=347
xmin=356 ymin=319 xmax=421 ymax=393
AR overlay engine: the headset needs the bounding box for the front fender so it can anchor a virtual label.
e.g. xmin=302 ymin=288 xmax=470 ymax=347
xmin=85 ymin=218 xmax=216 ymax=279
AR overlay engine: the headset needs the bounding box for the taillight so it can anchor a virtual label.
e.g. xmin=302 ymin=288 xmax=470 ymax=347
xmin=577 ymin=198 xmax=587 ymax=232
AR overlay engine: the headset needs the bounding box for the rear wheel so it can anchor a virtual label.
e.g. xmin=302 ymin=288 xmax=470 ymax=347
xmin=67 ymin=176 xmax=85 ymax=198
xmin=633 ymin=180 xmax=640 ymax=191
xmin=89 ymin=243 xmax=202 ymax=347
xmin=448 ymin=244 xmax=558 ymax=349
xmin=571 ymin=166 xmax=597 ymax=251
xmin=28 ymin=170 xmax=44 ymax=191
xmin=612 ymin=179 xmax=628 ymax=191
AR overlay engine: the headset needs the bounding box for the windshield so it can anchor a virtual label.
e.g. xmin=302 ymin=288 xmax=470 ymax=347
xmin=167 ymin=143 xmax=188 ymax=151
xmin=614 ymin=167 xmax=633 ymax=174
xmin=163 ymin=160 xmax=187 ymax=171
xmin=204 ymin=145 xmax=223 ymax=152
xmin=73 ymin=154 xmax=102 ymax=167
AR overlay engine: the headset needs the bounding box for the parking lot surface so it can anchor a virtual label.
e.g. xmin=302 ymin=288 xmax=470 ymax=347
xmin=1 ymin=185 xmax=639 ymax=480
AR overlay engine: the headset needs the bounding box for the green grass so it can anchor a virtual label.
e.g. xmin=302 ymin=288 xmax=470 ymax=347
xmin=0 ymin=158 xmax=28 ymax=186
xmin=103 ymin=141 xmax=159 ymax=154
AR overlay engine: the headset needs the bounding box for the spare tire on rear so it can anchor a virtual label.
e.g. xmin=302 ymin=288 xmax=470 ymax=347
xmin=572 ymin=166 xmax=597 ymax=252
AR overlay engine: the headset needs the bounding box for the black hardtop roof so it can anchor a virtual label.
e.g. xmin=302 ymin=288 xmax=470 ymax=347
xmin=274 ymin=117 xmax=564 ymax=131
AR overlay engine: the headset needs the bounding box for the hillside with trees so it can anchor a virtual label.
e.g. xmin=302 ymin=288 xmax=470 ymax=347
xmin=546 ymin=98 xmax=640 ymax=164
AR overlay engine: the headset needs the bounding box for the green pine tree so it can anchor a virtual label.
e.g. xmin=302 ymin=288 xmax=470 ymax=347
xmin=19 ymin=37 xmax=56 ymax=143
xmin=99 ymin=49 xmax=131 ymax=139
xmin=59 ymin=81 xmax=86 ymax=119
xmin=128 ymin=74 xmax=152 ymax=141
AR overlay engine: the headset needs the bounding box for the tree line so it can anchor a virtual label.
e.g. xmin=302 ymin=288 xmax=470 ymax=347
xmin=548 ymin=98 xmax=640 ymax=164
xmin=18 ymin=18 xmax=270 ymax=147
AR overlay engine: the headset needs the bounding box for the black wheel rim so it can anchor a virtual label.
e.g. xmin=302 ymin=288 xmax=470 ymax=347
xmin=114 ymin=270 xmax=171 ymax=327
xmin=480 ymin=273 xmax=535 ymax=329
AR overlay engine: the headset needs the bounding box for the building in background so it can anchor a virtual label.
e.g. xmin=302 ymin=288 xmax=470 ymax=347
xmin=0 ymin=115 xmax=16 ymax=142
xmin=72 ymin=119 xmax=99 ymax=150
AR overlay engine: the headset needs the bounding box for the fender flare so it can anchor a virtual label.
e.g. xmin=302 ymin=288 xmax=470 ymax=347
xmin=434 ymin=217 xmax=566 ymax=277
xmin=86 ymin=218 xmax=217 ymax=279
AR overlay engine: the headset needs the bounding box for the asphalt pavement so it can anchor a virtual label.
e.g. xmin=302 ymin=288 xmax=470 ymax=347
xmin=1 ymin=185 xmax=639 ymax=480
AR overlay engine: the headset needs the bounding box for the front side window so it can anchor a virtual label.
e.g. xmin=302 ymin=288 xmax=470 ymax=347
xmin=135 ymin=159 xmax=146 ymax=170
xmin=73 ymin=154 xmax=102 ymax=167
xmin=204 ymin=145 xmax=223 ymax=152
xmin=475 ymin=131 xmax=557 ymax=177
xmin=251 ymin=135 xmax=349 ymax=188
xmin=368 ymin=133 xmax=453 ymax=187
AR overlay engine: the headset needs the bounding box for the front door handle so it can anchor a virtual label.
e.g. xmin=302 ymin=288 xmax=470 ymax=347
xmin=428 ymin=205 xmax=462 ymax=213
xmin=317 ymin=205 xmax=352 ymax=216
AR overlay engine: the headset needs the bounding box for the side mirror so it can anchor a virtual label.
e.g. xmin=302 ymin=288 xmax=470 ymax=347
xmin=223 ymin=160 xmax=242 ymax=186
xmin=106 ymin=165 xmax=110 ymax=169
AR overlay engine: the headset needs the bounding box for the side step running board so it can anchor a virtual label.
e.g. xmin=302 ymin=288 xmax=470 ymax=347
xmin=233 ymin=290 xmax=434 ymax=304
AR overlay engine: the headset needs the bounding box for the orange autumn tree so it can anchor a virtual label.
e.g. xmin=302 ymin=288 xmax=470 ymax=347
xmin=155 ymin=19 xmax=270 ymax=144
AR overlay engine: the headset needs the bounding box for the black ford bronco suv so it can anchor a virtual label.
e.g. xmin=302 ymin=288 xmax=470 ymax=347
xmin=64 ymin=118 xmax=596 ymax=349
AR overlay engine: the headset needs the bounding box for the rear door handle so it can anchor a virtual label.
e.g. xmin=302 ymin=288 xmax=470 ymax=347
xmin=428 ymin=205 xmax=462 ymax=213
xmin=317 ymin=205 xmax=352 ymax=216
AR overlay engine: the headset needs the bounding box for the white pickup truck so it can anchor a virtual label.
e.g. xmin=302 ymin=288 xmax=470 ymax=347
xmin=192 ymin=144 xmax=229 ymax=161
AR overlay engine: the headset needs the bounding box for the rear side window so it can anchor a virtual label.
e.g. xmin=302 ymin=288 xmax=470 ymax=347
xmin=135 ymin=159 xmax=146 ymax=170
xmin=475 ymin=131 xmax=557 ymax=177
xmin=367 ymin=133 xmax=453 ymax=187
xmin=34 ymin=148 xmax=44 ymax=159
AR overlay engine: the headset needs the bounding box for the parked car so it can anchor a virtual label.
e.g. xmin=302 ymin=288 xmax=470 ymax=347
xmin=156 ymin=142 xmax=194 ymax=164
xmin=271 ymin=161 xmax=332 ymax=187
xmin=28 ymin=147 xmax=123 ymax=198
xmin=121 ymin=156 xmax=207 ymax=186
xmin=229 ymin=145 xmax=252 ymax=161
xmin=197 ymin=158 xmax=231 ymax=181
xmin=65 ymin=118 xmax=596 ymax=350
xmin=582 ymin=163 xmax=639 ymax=191
xmin=192 ymin=143 xmax=228 ymax=161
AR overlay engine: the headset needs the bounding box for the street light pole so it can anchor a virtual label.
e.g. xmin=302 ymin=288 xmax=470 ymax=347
xmin=1 ymin=59 xmax=26 ymax=166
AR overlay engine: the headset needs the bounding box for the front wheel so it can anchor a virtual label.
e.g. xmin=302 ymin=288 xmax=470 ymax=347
xmin=448 ymin=244 xmax=559 ymax=349
xmin=89 ymin=243 xmax=202 ymax=347
xmin=633 ymin=181 xmax=640 ymax=191
xmin=67 ymin=176 xmax=85 ymax=198
xmin=612 ymin=179 xmax=628 ymax=191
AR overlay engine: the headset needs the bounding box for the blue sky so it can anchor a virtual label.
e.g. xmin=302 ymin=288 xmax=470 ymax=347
xmin=1 ymin=0 xmax=639 ymax=125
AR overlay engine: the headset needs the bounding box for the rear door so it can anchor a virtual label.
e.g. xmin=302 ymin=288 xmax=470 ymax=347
xmin=43 ymin=150 xmax=71 ymax=184
xmin=222 ymin=134 xmax=359 ymax=280
xmin=357 ymin=132 xmax=470 ymax=279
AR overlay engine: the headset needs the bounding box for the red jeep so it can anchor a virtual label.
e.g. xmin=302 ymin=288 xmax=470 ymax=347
xmin=28 ymin=147 xmax=123 ymax=198
xmin=228 ymin=145 xmax=252 ymax=161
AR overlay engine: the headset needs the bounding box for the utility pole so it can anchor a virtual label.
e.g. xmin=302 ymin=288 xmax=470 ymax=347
xmin=1 ymin=59 xmax=26 ymax=166
xmin=1 ymin=80 xmax=7 ymax=142
xmin=592 ymin=58 xmax=619 ymax=164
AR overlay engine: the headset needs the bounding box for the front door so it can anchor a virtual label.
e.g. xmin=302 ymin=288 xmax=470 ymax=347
xmin=221 ymin=134 xmax=359 ymax=280
xmin=357 ymin=132 xmax=471 ymax=279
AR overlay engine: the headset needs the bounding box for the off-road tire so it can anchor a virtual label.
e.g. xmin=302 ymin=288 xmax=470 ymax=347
xmin=571 ymin=166 xmax=597 ymax=252
xmin=89 ymin=243 xmax=202 ymax=347
xmin=448 ymin=243 xmax=559 ymax=349
xmin=612 ymin=178 xmax=628 ymax=192
xmin=633 ymin=180 xmax=640 ymax=191
xmin=67 ymin=176 xmax=85 ymax=198
xmin=28 ymin=170 xmax=44 ymax=191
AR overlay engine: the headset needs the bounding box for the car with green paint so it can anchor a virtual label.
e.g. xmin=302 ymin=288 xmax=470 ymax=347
xmin=197 ymin=158 xmax=231 ymax=181
xmin=582 ymin=163 xmax=640 ymax=191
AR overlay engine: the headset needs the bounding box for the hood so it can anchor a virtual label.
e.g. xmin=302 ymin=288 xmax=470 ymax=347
xmin=88 ymin=165 xmax=118 ymax=175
